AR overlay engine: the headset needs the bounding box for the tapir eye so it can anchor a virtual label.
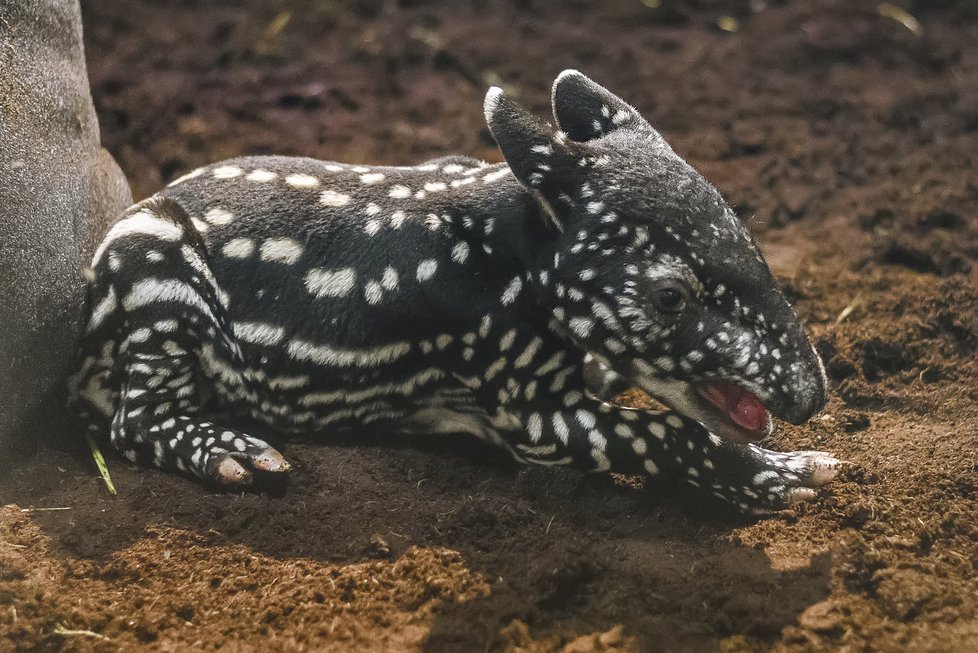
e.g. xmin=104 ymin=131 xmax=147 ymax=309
xmin=652 ymin=279 xmax=689 ymax=314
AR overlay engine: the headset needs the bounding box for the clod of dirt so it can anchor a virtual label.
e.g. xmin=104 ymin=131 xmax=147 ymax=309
xmin=874 ymin=567 xmax=944 ymax=622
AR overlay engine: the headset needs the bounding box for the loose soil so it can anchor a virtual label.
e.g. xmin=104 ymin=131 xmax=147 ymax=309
xmin=3 ymin=1 xmax=978 ymax=651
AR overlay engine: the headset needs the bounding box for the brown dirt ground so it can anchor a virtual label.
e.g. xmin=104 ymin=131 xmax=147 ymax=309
xmin=3 ymin=0 xmax=978 ymax=651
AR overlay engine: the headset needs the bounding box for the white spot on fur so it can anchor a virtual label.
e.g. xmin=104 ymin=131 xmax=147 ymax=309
xmin=130 ymin=327 xmax=152 ymax=343
xmin=285 ymin=173 xmax=319 ymax=188
xmin=501 ymin=276 xmax=523 ymax=305
xmin=552 ymin=413 xmax=570 ymax=444
xmin=483 ymin=168 xmax=510 ymax=183
xmin=365 ymin=281 xmax=384 ymax=305
xmin=204 ymin=207 xmax=234 ymax=226
xmin=234 ymin=322 xmax=285 ymax=346
xmin=246 ymin=169 xmax=278 ymax=182
xmin=122 ymin=279 xmax=212 ymax=315
xmin=484 ymin=357 xmax=507 ymax=381
xmin=86 ymin=286 xmax=118 ymax=333
xmin=389 ymin=185 xmax=411 ymax=199
xmin=320 ymin=190 xmax=351 ymax=207
xmin=92 ymin=211 xmax=182 ymax=265
xmin=382 ymin=266 xmax=399 ymax=291
xmin=605 ymin=338 xmax=626 ymax=354
xmin=514 ymin=337 xmax=542 ymax=369
xmin=167 ymin=167 xmax=205 ymax=186
xmin=499 ymin=329 xmax=517 ymax=352
xmin=299 ymin=368 xmax=443 ymax=405
xmin=288 ymin=339 xmax=411 ymax=367
xmin=569 ymin=317 xmax=594 ymax=339
xmin=260 ymin=238 xmax=304 ymax=264
xmin=212 ymin=165 xmax=243 ymax=179
xmin=305 ymin=267 xmax=356 ymax=298
xmin=222 ymin=238 xmax=255 ymax=259
xmin=612 ymin=108 xmax=632 ymax=125
xmin=360 ymin=172 xmax=385 ymax=185
xmin=416 ymin=259 xmax=438 ymax=282
xmin=268 ymin=375 xmax=310 ymax=390
xmin=451 ymin=241 xmax=469 ymax=264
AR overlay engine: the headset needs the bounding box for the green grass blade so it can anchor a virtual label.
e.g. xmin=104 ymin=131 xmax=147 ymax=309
xmin=85 ymin=433 xmax=117 ymax=495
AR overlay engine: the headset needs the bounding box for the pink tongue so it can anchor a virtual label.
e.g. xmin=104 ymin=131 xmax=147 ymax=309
xmin=700 ymin=381 xmax=770 ymax=432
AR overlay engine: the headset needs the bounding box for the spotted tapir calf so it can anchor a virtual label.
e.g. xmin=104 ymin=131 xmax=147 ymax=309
xmin=71 ymin=71 xmax=838 ymax=512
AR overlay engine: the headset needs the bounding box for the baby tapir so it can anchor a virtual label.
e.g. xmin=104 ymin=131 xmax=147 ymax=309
xmin=71 ymin=71 xmax=838 ymax=512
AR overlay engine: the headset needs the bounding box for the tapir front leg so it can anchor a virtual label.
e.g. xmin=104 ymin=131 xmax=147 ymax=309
xmin=504 ymin=393 xmax=839 ymax=513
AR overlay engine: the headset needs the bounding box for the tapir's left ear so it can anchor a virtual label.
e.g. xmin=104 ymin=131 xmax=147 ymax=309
xmin=484 ymin=86 xmax=578 ymax=227
xmin=551 ymin=69 xmax=652 ymax=142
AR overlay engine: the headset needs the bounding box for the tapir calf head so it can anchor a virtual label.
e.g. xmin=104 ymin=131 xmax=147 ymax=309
xmin=485 ymin=70 xmax=827 ymax=442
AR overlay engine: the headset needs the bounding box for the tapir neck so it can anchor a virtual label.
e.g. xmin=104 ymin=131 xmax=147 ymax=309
xmin=422 ymin=163 xmax=555 ymax=273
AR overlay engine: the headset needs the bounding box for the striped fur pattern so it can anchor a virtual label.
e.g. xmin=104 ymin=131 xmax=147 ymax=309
xmin=71 ymin=71 xmax=838 ymax=512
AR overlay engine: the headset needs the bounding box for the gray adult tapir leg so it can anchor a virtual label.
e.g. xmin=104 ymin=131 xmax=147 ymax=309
xmin=0 ymin=0 xmax=132 ymax=459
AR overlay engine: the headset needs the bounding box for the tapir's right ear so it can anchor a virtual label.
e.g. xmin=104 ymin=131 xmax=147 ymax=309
xmin=484 ymin=87 xmax=578 ymax=227
xmin=551 ymin=69 xmax=652 ymax=142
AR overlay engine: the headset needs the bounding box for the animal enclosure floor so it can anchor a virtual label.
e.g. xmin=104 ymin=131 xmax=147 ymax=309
xmin=3 ymin=0 xmax=978 ymax=651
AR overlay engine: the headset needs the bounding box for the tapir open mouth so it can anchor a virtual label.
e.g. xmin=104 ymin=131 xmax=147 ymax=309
xmin=627 ymin=361 xmax=776 ymax=444
xmin=695 ymin=380 xmax=772 ymax=438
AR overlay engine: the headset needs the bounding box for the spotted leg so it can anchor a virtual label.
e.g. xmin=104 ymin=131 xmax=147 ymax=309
xmin=506 ymin=396 xmax=839 ymax=512
xmin=86 ymin=198 xmax=290 ymax=485
xmin=109 ymin=338 xmax=290 ymax=486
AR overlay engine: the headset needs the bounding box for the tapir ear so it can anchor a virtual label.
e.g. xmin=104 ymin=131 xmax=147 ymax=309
xmin=551 ymin=69 xmax=651 ymax=142
xmin=484 ymin=86 xmax=576 ymax=227
xmin=485 ymin=87 xmax=567 ymax=189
